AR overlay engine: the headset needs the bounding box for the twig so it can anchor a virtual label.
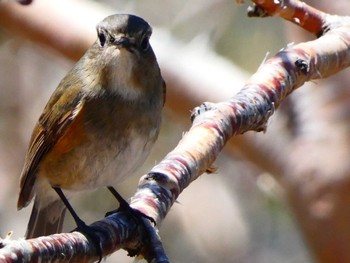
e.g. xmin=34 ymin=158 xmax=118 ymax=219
xmin=248 ymin=0 xmax=325 ymax=36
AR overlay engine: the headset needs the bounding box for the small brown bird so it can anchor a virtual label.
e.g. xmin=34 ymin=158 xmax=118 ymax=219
xmin=17 ymin=14 xmax=165 ymax=239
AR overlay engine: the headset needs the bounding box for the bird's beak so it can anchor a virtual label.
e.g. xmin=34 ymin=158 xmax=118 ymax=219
xmin=114 ymin=36 xmax=131 ymax=49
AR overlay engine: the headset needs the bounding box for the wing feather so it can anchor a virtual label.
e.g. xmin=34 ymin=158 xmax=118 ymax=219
xmin=17 ymin=80 xmax=85 ymax=209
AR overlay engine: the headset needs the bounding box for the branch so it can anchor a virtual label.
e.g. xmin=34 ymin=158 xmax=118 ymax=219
xmin=131 ymin=3 xmax=350 ymax=219
xmin=247 ymin=0 xmax=325 ymax=36
xmin=128 ymin=0 xmax=350 ymax=256
xmin=0 ymin=211 xmax=169 ymax=262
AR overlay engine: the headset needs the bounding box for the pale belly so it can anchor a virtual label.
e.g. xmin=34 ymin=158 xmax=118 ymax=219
xmin=37 ymin=128 xmax=158 ymax=191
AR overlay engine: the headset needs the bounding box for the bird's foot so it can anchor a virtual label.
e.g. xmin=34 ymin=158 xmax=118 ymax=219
xmin=105 ymin=204 xmax=156 ymax=226
xmin=106 ymin=186 xmax=155 ymax=225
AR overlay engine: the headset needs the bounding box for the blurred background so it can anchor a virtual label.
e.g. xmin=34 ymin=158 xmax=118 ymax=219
xmin=1 ymin=0 xmax=349 ymax=262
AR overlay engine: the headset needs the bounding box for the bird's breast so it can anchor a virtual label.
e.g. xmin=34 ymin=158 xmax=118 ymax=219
xmin=37 ymin=93 xmax=161 ymax=190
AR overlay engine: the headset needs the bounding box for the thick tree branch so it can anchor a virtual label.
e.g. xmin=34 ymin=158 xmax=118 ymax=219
xmin=131 ymin=8 xmax=350 ymax=221
xmin=0 ymin=211 xmax=168 ymax=262
xmin=248 ymin=0 xmax=325 ymax=36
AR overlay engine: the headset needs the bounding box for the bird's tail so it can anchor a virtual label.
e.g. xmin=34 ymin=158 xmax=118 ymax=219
xmin=26 ymin=196 xmax=66 ymax=239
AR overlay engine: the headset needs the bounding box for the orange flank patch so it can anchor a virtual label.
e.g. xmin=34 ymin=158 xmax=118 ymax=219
xmin=37 ymin=106 xmax=87 ymax=187
xmin=51 ymin=109 xmax=86 ymax=156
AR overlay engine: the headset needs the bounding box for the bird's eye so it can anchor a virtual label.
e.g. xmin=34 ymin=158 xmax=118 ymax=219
xmin=140 ymin=37 xmax=150 ymax=51
xmin=98 ymin=31 xmax=107 ymax=47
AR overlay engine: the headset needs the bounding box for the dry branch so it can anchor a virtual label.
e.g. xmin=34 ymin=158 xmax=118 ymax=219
xmin=0 ymin=211 xmax=168 ymax=262
xmin=248 ymin=0 xmax=325 ymax=36
xmin=130 ymin=0 xmax=350 ymax=225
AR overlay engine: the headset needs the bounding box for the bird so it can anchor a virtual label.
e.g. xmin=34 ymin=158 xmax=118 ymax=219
xmin=17 ymin=14 xmax=165 ymax=239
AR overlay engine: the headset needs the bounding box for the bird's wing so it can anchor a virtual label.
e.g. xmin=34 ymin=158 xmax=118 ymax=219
xmin=17 ymin=78 xmax=86 ymax=209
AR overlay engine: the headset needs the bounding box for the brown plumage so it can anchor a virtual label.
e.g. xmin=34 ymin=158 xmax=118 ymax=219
xmin=18 ymin=14 xmax=165 ymax=238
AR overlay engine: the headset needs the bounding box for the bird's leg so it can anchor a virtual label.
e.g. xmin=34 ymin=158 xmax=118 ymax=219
xmin=105 ymin=186 xmax=155 ymax=225
xmin=106 ymin=186 xmax=131 ymax=212
xmin=52 ymin=187 xmax=103 ymax=262
xmin=52 ymin=187 xmax=85 ymax=227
